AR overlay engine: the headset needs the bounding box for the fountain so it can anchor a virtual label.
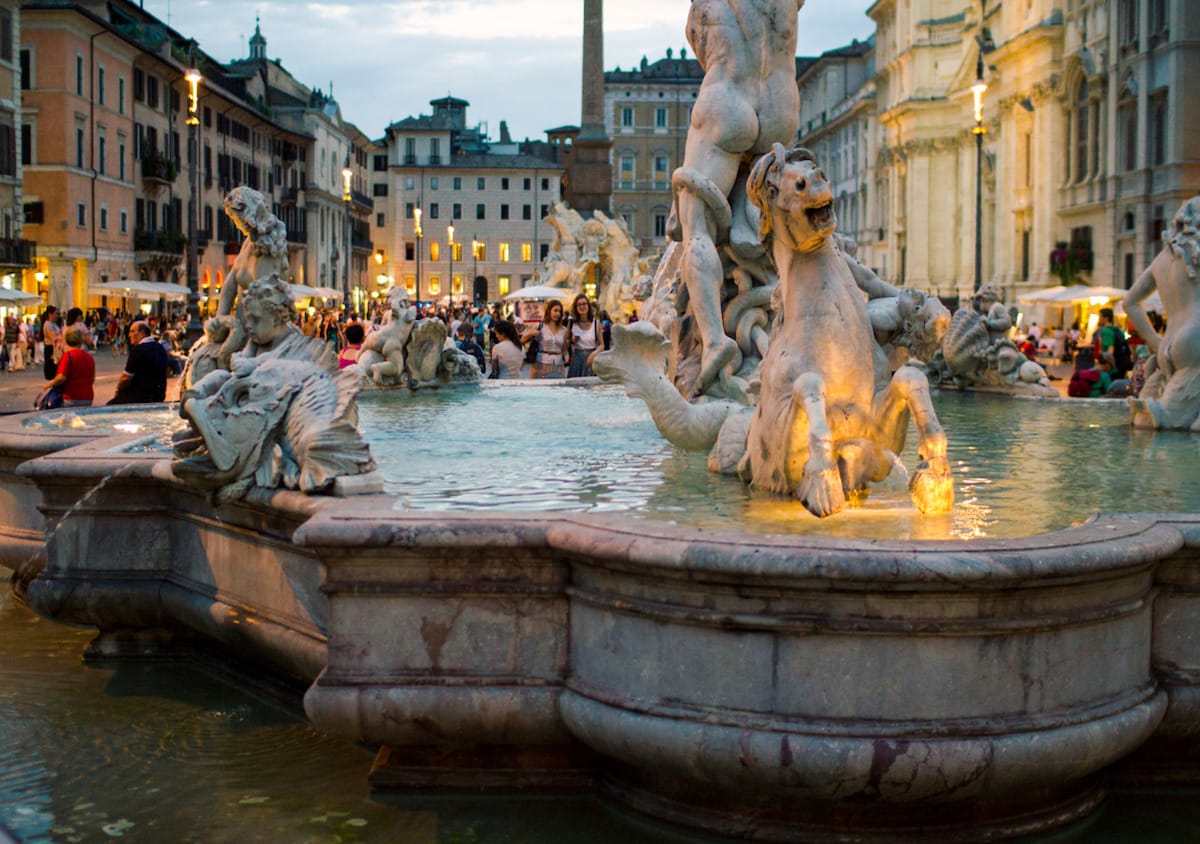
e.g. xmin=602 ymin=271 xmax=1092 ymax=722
xmin=4 ymin=3 xmax=1200 ymax=841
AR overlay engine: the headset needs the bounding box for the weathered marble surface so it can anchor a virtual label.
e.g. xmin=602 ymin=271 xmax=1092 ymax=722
xmin=1126 ymin=196 xmax=1200 ymax=430
xmin=172 ymin=275 xmax=378 ymax=501
xmin=3 ymin=413 xmax=1200 ymax=839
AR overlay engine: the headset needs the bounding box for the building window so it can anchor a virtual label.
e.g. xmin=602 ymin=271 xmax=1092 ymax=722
xmin=1150 ymin=0 xmax=1169 ymax=34
xmin=430 ymin=176 xmax=439 ymax=190
xmin=654 ymin=212 xmax=667 ymax=238
xmin=521 ymin=243 xmax=532 ymax=262
xmin=405 ymin=176 xmax=415 ymax=190
xmin=1118 ymin=95 xmax=1138 ymax=172
xmin=0 ymin=9 xmax=10 ymax=63
xmin=452 ymin=203 xmax=462 ymax=219
xmin=405 ymin=242 xmax=415 ymax=260
xmin=523 ymin=177 xmax=531 ymax=190
xmin=430 ymin=203 xmax=439 ymax=219
xmin=523 ymin=204 xmax=532 ymax=220
xmin=20 ymin=123 xmax=31 ymax=166
xmin=373 ymin=182 xmax=388 ymax=196
xmin=499 ymin=243 xmax=510 ymax=262
xmin=620 ymin=154 xmax=635 ymax=189
xmin=0 ymin=124 xmax=13 ymax=177
xmin=653 ymin=154 xmax=669 ymax=188
xmin=477 ymin=177 xmax=486 ymax=190
xmin=97 ymin=133 xmax=106 ymax=175
xmin=453 ymin=176 xmax=461 ymax=190
xmin=404 ymin=137 xmax=416 ymax=163
xmin=476 ymin=203 xmax=486 ymax=220
xmin=541 ymin=178 xmax=550 ymax=190
xmin=475 ymin=243 xmax=486 ymax=261
xmin=118 ymin=77 xmax=125 ymax=114
xmin=501 ymin=177 xmax=509 ymax=190
xmin=19 ymin=48 xmax=30 ymax=90
xmin=75 ymin=54 xmax=84 ymax=96
xmin=133 ymin=68 xmax=144 ymax=102
xmin=76 ymin=125 xmax=85 ymax=168
xmin=429 ymin=276 xmax=441 ymax=295
xmin=500 ymin=204 xmax=510 ymax=220
xmin=1119 ymin=0 xmax=1139 ymax=47
xmin=120 ymin=209 xmax=128 ymax=234
xmin=405 ymin=203 xmax=414 ymax=219
xmin=498 ymin=276 xmax=510 ymax=297
xmin=429 ymin=138 xmax=440 ymax=163
xmin=451 ymin=242 xmax=463 ymax=261
xmin=377 ymin=213 xmax=385 ymax=227
xmin=97 ymin=66 xmax=106 ymax=106
xmin=146 ymin=75 xmax=158 ymax=109
xmin=373 ymin=154 xmax=388 ymax=171
xmin=430 ymin=242 xmax=440 ymax=261
xmin=1072 ymin=78 xmax=1090 ymax=183
xmin=1149 ymin=90 xmax=1168 ymax=166
xmin=621 ymin=107 xmax=634 ymax=127
xmin=655 ymin=107 xmax=667 ymax=128
xmin=76 ymin=202 xmax=86 ymax=227
xmin=99 ymin=205 xmax=108 ymax=230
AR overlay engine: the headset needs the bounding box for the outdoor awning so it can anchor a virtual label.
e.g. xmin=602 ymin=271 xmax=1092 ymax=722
xmin=0 ymin=287 xmax=43 ymax=306
xmin=289 ymin=284 xmax=343 ymax=301
xmin=502 ymin=284 xmax=575 ymax=301
xmin=90 ymin=281 xmax=190 ymax=301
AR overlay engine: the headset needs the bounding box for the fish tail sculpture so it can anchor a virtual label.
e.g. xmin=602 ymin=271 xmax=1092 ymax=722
xmin=593 ymin=322 xmax=746 ymax=453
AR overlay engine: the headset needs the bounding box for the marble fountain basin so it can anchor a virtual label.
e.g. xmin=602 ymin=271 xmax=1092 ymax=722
xmin=3 ymin=384 xmax=1199 ymax=841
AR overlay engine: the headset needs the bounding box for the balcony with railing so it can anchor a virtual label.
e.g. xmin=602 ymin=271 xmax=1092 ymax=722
xmin=0 ymin=238 xmax=35 ymax=268
xmin=141 ymin=151 xmax=177 ymax=186
xmin=350 ymin=189 xmax=374 ymax=212
xmin=135 ymin=229 xmax=186 ymax=256
xmin=286 ymin=227 xmax=308 ymax=246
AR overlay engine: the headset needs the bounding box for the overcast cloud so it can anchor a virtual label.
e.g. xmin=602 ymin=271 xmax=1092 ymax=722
xmin=142 ymin=1 xmax=875 ymax=142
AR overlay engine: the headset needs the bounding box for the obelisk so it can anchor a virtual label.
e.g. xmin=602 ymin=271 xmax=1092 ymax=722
xmin=565 ymin=0 xmax=613 ymax=215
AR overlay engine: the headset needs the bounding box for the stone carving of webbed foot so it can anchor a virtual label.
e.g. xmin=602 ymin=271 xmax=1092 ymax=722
xmin=798 ymin=462 xmax=846 ymax=518
xmin=909 ymin=454 xmax=954 ymax=515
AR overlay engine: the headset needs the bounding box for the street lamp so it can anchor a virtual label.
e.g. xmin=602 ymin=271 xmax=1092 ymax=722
xmin=184 ymin=66 xmax=203 ymax=345
xmin=447 ymin=224 xmax=455 ymax=310
xmin=414 ymin=207 xmax=423 ymax=303
xmin=342 ymin=157 xmax=353 ymax=307
xmin=972 ymin=57 xmax=987 ymax=293
xmin=472 ymin=235 xmax=480 ymax=302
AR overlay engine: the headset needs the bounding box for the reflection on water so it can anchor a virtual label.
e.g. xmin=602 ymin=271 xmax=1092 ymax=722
xmin=0 ymin=583 xmax=717 ymax=844
xmin=2 ymin=582 xmax=1198 ymax=842
xmin=15 ymin=387 xmax=1200 ymax=540
xmin=359 ymin=386 xmax=1200 ymax=540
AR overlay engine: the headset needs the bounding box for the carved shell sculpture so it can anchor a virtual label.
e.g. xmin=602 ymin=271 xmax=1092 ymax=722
xmin=941 ymin=308 xmax=991 ymax=379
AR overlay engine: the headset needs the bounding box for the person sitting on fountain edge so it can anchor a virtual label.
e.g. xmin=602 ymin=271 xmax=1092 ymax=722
xmin=455 ymin=322 xmax=486 ymax=372
xmin=108 ymin=320 xmax=169 ymax=405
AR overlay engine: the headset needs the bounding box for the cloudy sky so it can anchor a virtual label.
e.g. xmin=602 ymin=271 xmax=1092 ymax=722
xmin=142 ymin=0 xmax=876 ymax=142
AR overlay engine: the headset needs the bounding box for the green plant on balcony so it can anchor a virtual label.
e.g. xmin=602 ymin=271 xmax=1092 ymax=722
xmin=141 ymin=150 xmax=177 ymax=183
xmin=134 ymin=228 xmax=186 ymax=255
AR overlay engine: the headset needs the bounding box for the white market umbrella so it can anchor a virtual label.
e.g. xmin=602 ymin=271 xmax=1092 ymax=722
xmin=91 ymin=280 xmax=189 ymax=301
xmin=1017 ymin=285 xmax=1068 ymax=304
xmin=502 ymin=285 xmax=575 ymax=301
xmin=0 ymin=287 xmax=43 ymax=306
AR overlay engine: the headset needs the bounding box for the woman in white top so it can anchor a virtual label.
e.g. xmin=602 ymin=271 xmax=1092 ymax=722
xmin=566 ymin=294 xmax=602 ymax=378
xmin=490 ymin=320 xmax=526 ymax=378
xmin=521 ymin=299 xmax=568 ymax=379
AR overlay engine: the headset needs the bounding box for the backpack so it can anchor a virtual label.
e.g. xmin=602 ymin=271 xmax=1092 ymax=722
xmin=1111 ymin=326 xmax=1133 ymax=373
xmin=1068 ymin=368 xmax=1101 ymax=397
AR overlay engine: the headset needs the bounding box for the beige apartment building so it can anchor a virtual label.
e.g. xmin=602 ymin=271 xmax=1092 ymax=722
xmin=0 ymin=1 xmax=32 ymax=297
xmin=374 ymin=97 xmax=563 ymax=304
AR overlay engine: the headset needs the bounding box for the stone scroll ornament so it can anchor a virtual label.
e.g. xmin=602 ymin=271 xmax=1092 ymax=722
xmin=595 ymin=144 xmax=954 ymax=517
xmin=1125 ymin=195 xmax=1200 ymax=431
xmin=172 ymin=275 xmax=377 ymax=502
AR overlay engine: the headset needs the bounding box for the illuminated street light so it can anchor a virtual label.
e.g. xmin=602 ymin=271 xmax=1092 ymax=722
xmin=185 ymin=65 xmax=203 ymax=343
xmin=972 ymin=57 xmax=987 ymax=293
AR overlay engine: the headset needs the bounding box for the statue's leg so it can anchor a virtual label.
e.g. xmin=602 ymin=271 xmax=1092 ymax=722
xmin=876 ymin=366 xmax=953 ymax=514
xmin=216 ymin=275 xmax=238 ymax=317
xmin=791 ymin=371 xmax=846 ymax=517
xmin=673 ymin=155 xmax=740 ymax=399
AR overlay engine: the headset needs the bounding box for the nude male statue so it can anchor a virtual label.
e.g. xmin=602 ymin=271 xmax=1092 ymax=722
xmin=676 ymin=0 xmax=804 ymax=396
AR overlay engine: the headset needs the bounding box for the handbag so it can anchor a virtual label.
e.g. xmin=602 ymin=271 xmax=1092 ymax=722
xmin=35 ymin=384 xmax=64 ymax=410
xmin=524 ymin=333 xmax=539 ymax=364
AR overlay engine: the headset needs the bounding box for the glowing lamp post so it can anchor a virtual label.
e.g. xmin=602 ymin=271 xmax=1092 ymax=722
xmin=472 ymin=236 xmax=480 ymax=302
xmin=972 ymin=59 xmax=987 ymax=293
xmin=185 ymin=67 xmax=203 ymax=343
xmin=414 ymin=208 xmax=423 ymax=303
xmin=447 ymin=224 xmax=455 ymax=309
xmin=342 ymin=159 xmax=353 ymax=306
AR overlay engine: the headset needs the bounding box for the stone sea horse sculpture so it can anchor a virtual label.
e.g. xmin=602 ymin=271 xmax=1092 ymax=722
xmin=1125 ymin=195 xmax=1200 ymax=430
xmin=353 ymin=285 xmax=480 ymax=389
xmin=172 ymin=275 xmax=378 ymax=501
xmin=595 ymin=144 xmax=954 ymax=517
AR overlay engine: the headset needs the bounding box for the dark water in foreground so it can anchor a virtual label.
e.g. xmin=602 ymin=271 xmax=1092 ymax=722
xmin=2 ymin=581 xmax=1199 ymax=843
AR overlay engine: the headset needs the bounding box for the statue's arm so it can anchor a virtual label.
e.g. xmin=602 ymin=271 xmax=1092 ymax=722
xmin=845 ymin=256 xmax=900 ymax=300
xmin=1123 ymin=252 xmax=1163 ymax=353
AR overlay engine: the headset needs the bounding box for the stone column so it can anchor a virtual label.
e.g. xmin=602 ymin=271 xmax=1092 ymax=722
xmin=566 ymin=0 xmax=613 ymax=216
